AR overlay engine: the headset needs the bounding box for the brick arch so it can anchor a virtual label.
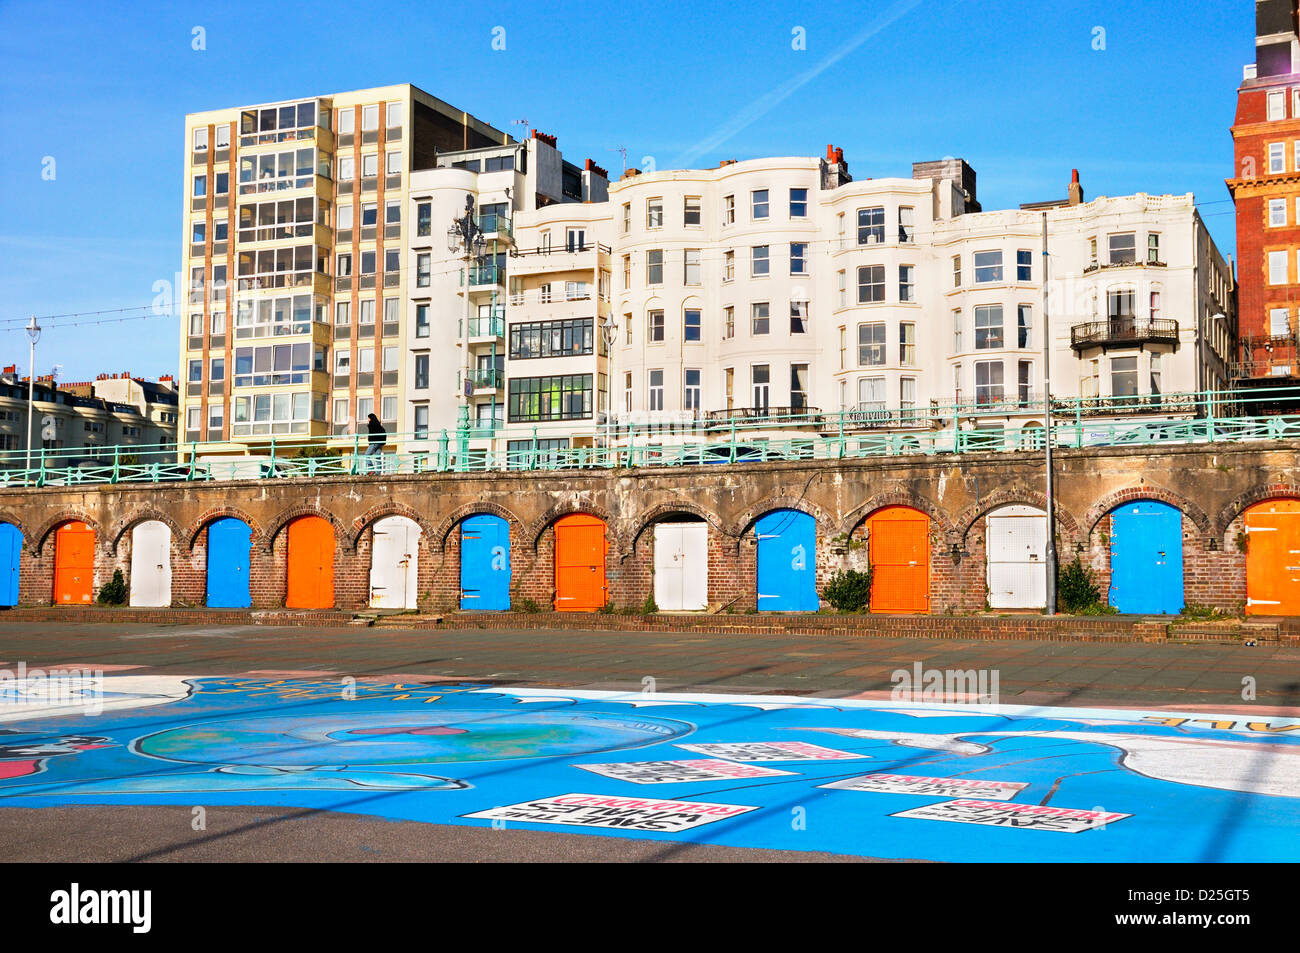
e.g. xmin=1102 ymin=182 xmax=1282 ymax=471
xmin=955 ymin=489 xmax=1081 ymax=544
xmin=525 ymin=501 xmax=617 ymax=552
xmin=259 ymin=505 xmax=348 ymax=553
xmin=432 ymin=501 xmax=523 ymax=553
xmin=626 ymin=500 xmax=727 ymax=555
xmin=348 ymin=503 xmax=436 ymax=553
xmin=106 ymin=509 xmax=186 ymax=555
xmin=1083 ymin=484 xmax=1210 ymax=536
xmin=182 ymin=507 xmax=265 ymax=551
xmin=1215 ymin=482 xmax=1300 ymax=537
xmin=837 ymin=491 xmax=955 ymax=541
xmin=0 ymin=511 xmax=23 ymax=535
xmin=29 ymin=511 xmax=100 ymax=555
xmin=729 ymin=496 xmax=833 ymax=545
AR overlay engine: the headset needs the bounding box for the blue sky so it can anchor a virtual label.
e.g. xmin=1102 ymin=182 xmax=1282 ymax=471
xmin=0 ymin=0 xmax=1249 ymax=381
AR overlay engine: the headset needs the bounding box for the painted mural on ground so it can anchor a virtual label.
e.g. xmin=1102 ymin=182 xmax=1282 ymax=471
xmin=0 ymin=676 xmax=1298 ymax=861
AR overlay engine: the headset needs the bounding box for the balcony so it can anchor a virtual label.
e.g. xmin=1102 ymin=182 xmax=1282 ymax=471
xmin=467 ymin=369 xmax=503 ymax=391
xmin=703 ymin=406 xmax=822 ymax=427
xmin=476 ymin=213 xmax=513 ymax=239
xmin=465 ymin=315 xmax=505 ymax=340
xmin=1070 ymin=317 xmax=1179 ymax=352
xmin=460 ymin=264 xmax=504 ymax=289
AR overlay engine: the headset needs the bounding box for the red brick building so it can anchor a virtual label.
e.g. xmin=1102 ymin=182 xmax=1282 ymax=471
xmin=1229 ymin=0 xmax=1300 ymax=387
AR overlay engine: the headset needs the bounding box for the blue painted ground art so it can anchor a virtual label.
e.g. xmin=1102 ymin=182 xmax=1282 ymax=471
xmin=1 ymin=676 xmax=1298 ymax=861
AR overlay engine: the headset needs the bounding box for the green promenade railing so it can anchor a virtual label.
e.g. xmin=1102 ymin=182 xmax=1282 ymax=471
xmin=2 ymin=384 xmax=1298 ymax=488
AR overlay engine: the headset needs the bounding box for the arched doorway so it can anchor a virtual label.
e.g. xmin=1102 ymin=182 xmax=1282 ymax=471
xmin=653 ymin=519 xmax=708 ymax=611
xmin=369 ymin=515 xmax=421 ymax=610
xmin=286 ymin=516 xmax=335 ymax=609
xmin=755 ymin=509 xmax=818 ymax=611
xmin=206 ymin=518 xmax=252 ymax=608
xmin=1245 ymin=499 xmax=1300 ymax=616
xmin=0 ymin=523 xmax=21 ymax=607
xmin=865 ymin=506 xmax=930 ymax=613
xmin=1108 ymin=501 xmax=1184 ymax=614
xmin=554 ymin=514 xmax=607 ymax=611
xmin=460 ymin=514 xmax=510 ymax=611
xmin=53 ymin=521 xmax=94 ymax=605
xmin=129 ymin=520 xmax=172 ymax=607
xmin=986 ymin=505 xmax=1047 ymax=609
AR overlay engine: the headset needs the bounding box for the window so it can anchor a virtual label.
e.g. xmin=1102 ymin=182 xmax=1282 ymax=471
xmin=839 ymin=327 xmax=846 ymax=369
xmin=360 ymin=250 xmax=376 ymax=275
xmin=386 ymin=150 xmax=402 ymax=175
xmin=1108 ymin=233 xmax=1136 ymax=264
xmin=974 ymin=250 xmax=1003 ymax=282
xmin=211 ymin=311 xmax=226 ymax=335
xmin=752 ymin=365 xmax=770 ymax=412
xmin=900 ymin=377 xmax=917 ymax=416
xmin=1271 ymin=307 xmax=1291 ymax=336
xmin=358 ymin=348 xmax=375 ymax=374
xmin=751 ymin=189 xmax=769 ymax=219
xmin=362 ymin=104 xmax=379 ymax=131
xmin=338 ymin=156 xmax=354 ymax=181
xmin=790 ymin=300 xmax=809 ymax=334
xmin=337 ymin=108 xmax=354 ymax=134
xmin=335 ymin=301 xmax=350 ymax=326
xmin=647 ymin=249 xmax=663 ymax=284
xmin=790 ymin=188 xmax=808 ymax=218
xmin=186 ymin=407 xmax=201 ymax=432
xmin=192 ymin=220 xmax=206 ymax=244
xmin=356 ymin=397 xmax=373 ymax=422
xmin=188 ymin=312 xmax=203 ymax=336
xmin=359 ymin=299 xmax=375 ymax=325
xmin=361 ymin=153 xmax=378 ymax=178
xmin=214 ymin=124 xmax=230 ymax=149
xmin=751 ymin=245 xmax=769 ymax=276
xmin=857 ymin=265 xmax=885 ymax=303
xmin=1017 ymin=305 xmax=1032 ymax=348
xmin=751 ymin=302 xmax=770 ymax=335
xmin=898 ymin=206 xmax=914 ymax=243
xmin=208 ymin=404 xmax=223 ymax=430
xmin=900 ymin=323 xmax=916 ymax=365
xmin=413 ymin=354 xmax=429 ymax=390
xmin=648 ymin=309 xmax=665 ymax=342
xmin=1269 ymin=90 xmax=1286 ymax=121
xmin=1270 ymin=249 xmax=1288 ymax=284
xmin=1089 ymin=237 xmax=1098 ymax=265
xmin=790 ymin=364 xmax=809 ymax=411
xmin=1017 ymin=249 xmax=1032 ymax=282
xmin=684 ymin=248 xmax=701 ymax=285
xmin=975 ymin=360 xmax=1004 ymax=405
xmin=333 ymin=398 xmax=349 ymax=425
xmin=648 ymin=370 xmax=664 ymax=411
xmin=509 ymin=318 xmax=595 ymax=359
xmin=384 ymin=249 xmax=399 ymax=274
xmin=975 ymin=305 xmax=1004 ymax=349
xmin=723 ymin=250 xmax=735 ymax=281
xmin=386 ymin=199 xmax=400 ymax=224
xmin=508 ymin=375 xmax=593 ymax=422
xmin=683 ymin=309 xmax=702 ymax=342
xmin=723 ymin=195 xmax=735 ymax=225
xmin=360 ymin=203 xmax=377 ymax=227
xmin=414 ymin=405 xmax=429 ymax=439
xmin=684 ymin=196 xmax=701 ymax=226
xmin=684 ymin=369 xmax=702 ymax=412
xmin=1150 ymin=353 xmax=1162 ymax=396
xmin=857 ymin=323 xmax=885 ymax=366
xmin=647 ymin=197 xmax=663 ymax=228
xmin=724 ymin=306 xmax=735 ymax=339
xmin=952 ymin=255 xmax=962 ymax=287
xmin=382 ymin=347 xmax=398 ymax=376
xmin=210 ymin=357 xmax=225 ymax=381
xmin=1018 ymin=361 xmax=1033 ymax=406
xmin=1269 ymin=142 xmax=1285 ymax=173
xmin=623 ymin=372 xmax=633 ymax=412
xmin=386 ymin=101 xmax=403 ymax=128
xmin=857 ymin=207 xmax=884 ymax=244
xmin=838 ymin=270 xmax=847 ymax=308
xmin=621 ymin=202 xmax=630 ymax=232
xmin=790 ymin=242 xmax=808 ymax=275
xmin=414 ymin=201 xmax=431 ymax=238
xmin=1150 ymin=291 xmax=1162 ymax=319
xmin=1108 ymin=288 xmax=1136 ymax=319
xmin=1147 ymin=233 xmax=1161 ymax=263
xmin=193 ymin=127 xmax=208 ymax=151
xmin=567 ymin=228 xmax=586 ymax=252
xmin=899 ymin=264 xmax=915 ymax=302
xmin=233 ymin=343 xmax=313 ymax=387
xmin=858 ymin=377 xmax=885 ymax=413
xmin=415 ymin=304 xmax=429 ymax=338
xmin=1111 ymin=355 xmax=1138 ymax=397
xmin=214 ymin=219 xmax=227 ymax=241
xmin=724 ymin=368 xmax=734 ymax=410
xmin=193 ymin=174 xmax=207 ymax=197
xmin=188 ymin=359 xmax=203 ymax=383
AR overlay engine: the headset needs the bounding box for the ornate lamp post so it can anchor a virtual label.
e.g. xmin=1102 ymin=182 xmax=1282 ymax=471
xmin=25 ymin=315 xmax=40 ymax=473
xmin=447 ymin=194 xmax=486 ymax=467
xmin=600 ymin=314 xmax=618 ymax=463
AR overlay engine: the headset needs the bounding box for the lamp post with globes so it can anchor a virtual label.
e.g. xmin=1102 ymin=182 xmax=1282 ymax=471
xmin=447 ymin=194 xmax=486 ymax=468
xmin=600 ymin=314 xmax=618 ymax=464
xmin=25 ymin=315 xmax=40 ymax=474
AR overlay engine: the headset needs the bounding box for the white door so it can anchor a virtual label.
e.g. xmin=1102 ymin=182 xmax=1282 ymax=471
xmin=370 ymin=516 xmax=420 ymax=609
xmin=986 ymin=505 xmax=1047 ymax=609
xmin=129 ymin=520 xmax=172 ymax=607
xmin=654 ymin=522 xmax=708 ymax=611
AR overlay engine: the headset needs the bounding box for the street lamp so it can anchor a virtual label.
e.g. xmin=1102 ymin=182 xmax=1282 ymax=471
xmin=447 ymin=194 xmax=487 ymax=466
xmin=1040 ymin=212 xmax=1058 ymax=615
xmin=600 ymin=315 xmax=618 ymax=462
xmin=25 ymin=315 xmax=40 ymax=474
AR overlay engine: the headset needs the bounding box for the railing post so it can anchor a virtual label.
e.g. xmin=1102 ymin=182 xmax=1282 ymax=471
xmin=837 ymin=407 xmax=845 ymax=458
xmin=729 ymin=417 xmax=737 ymax=463
xmin=1206 ymin=387 xmax=1216 ymax=442
xmin=38 ymin=446 xmax=46 ymax=487
xmin=268 ymin=437 xmax=276 ymax=478
xmin=112 ymin=445 xmax=120 ymax=484
xmin=438 ymin=429 xmax=449 ymax=471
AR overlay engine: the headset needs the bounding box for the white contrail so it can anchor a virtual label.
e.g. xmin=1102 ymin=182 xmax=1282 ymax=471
xmin=672 ymin=0 xmax=927 ymax=167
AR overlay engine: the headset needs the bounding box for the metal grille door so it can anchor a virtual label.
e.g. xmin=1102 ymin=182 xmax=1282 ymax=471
xmin=986 ymin=505 xmax=1047 ymax=609
xmin=866 ymin=506 xmax=930 ymax=613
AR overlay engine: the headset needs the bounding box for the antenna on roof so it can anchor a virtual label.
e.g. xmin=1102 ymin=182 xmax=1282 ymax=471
xmin=511 ymin=118 xmax=528 ymax=140
xmin=610 ymin=146 xmax=628 ymax=172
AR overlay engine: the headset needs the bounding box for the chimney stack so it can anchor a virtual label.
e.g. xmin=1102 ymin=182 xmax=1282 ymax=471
xmin=1068 ymin=168 xmax=1084 ymax=206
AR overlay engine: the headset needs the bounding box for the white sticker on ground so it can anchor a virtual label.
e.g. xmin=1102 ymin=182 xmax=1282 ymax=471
xmin=819 ymin=773 xmax=1028 ymax=800
xmin=674 ymin=741 xmax=866 ymax=762
xmin=575 ymin=759 xmax=796 ymax=784
xmin=462 ymin=793 xmax=758 ymax=832
xmin=891 ymin=799 xmax=1131 ymax=832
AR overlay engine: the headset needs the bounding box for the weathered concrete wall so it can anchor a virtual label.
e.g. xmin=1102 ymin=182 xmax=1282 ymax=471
xmin=1 ymin=441 xmax=1297 ymax=612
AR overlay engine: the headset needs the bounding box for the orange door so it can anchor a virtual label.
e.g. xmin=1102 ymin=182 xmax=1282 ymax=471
xmin=554 ymin=514 xmax=607 ymax=611
xmin=53 ymin=521 xmax=95 ymax=605
xmin=866 ymin=506 xmax=930 ymax=613
xmin=286 ymin=516 xmax=335 ymax=609
xmin=1245 ymin=499 xmax=1300 ymax=616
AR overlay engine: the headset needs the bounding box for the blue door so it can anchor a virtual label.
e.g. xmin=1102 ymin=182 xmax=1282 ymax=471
xmin=0 ymin=523 xmax=21 ymax=607
xmin=1110 ymin=501 xmax=1183 ymax=614
xmin=207 ymin=518 xmax=252 ymax=608
xmin=755 ymin=509 xmax=818 ymax=611
xmin=461 ymin=514 xmax=510 ymax=611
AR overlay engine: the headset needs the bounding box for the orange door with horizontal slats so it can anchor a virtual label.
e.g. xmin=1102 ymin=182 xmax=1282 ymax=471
xmin=554 ymin=514 xmax=607 ymax=611
xmin=286 ymin=516 xmax=335 ymax=609
xmin=54 ymin=521 xmax=94 ymax=605
xmin=867 ymin=506 xmax=930 ymax=613
xmin=1245 ymin=500 xmax=1300 ymax=616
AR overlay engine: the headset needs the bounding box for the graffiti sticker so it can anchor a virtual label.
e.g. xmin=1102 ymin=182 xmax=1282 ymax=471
xmin=575 ymin=759 xmax=796 ymax=784
xmin=890 ymin=799 xmax=1131 ymax=832
xmin=462 ymin=793 xmax=759 ymax=832
xmin=819 ymin=773 xmax=1029 ymax=800
xmin=675 ymin=741 xmax=865 ymax=762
